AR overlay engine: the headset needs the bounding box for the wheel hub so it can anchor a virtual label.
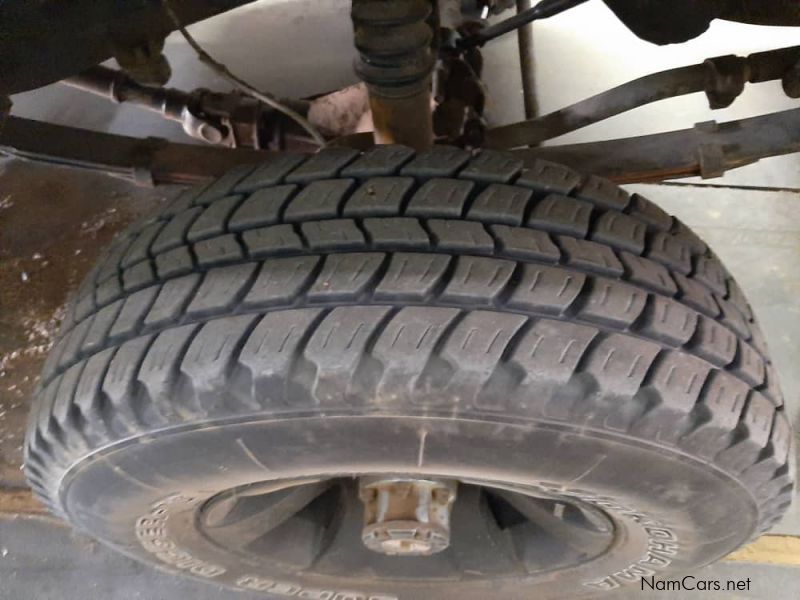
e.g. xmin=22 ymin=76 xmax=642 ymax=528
xmin=358 ymin=477 xmax=457 ymax=556
xmin=197 ymin=474 xmax=616 ymax=581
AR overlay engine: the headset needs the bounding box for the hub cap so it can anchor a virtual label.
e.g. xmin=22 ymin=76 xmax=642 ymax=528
xmin=359 ymin=477 xmax=457 ymax=556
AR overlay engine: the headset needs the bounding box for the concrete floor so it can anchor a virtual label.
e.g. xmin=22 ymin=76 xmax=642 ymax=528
xmin=0 ymin=160 xmax=174 ymax=489
xmin=1 ymin=0 xmax=799 ymax=598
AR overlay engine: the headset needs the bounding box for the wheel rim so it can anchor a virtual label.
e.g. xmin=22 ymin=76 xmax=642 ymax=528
xmin=197 ymin=475 xmax=618 ymax=582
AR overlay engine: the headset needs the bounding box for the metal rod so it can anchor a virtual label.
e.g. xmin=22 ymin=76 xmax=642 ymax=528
xmin=459 ymin=0 xmax=589 ymax=49
xmin=63 ymin=65 xmax=188 ymax=121
xmin=487 ymin=64 xmax=708 ymax=148
xmin=486 ymin=45 xmax=800 ymax=149
xmin=516 ymin=0 xmax=538 ymax=120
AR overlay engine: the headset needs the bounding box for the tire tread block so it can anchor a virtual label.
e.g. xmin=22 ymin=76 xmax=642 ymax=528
xmin=28 ymin=148 xmax=792 ymax=538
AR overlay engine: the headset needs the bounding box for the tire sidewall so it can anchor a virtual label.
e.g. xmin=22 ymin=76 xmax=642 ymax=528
xmin=61 ymin=410 xmax=758 ymax=599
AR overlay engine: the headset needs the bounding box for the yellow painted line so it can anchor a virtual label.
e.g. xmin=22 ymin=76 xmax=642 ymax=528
xmin=725 ymin=535 xmax=800 ymax=567
xmin=0 ymin=489 xmax=48 ymax=515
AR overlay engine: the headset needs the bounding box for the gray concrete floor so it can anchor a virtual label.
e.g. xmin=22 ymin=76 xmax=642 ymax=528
xmin=2 ymin=0 xmax=799 ymax=597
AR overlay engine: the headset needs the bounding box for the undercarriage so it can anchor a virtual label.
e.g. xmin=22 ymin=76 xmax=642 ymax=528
xmin=4 ymin=0 xmax=800 ymax=184
xmin=2 ymin=1 xmax=798 ymax=598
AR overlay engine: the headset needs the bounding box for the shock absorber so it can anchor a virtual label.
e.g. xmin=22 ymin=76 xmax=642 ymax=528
xmin=351 ymin=0 xmax=436 ymax=149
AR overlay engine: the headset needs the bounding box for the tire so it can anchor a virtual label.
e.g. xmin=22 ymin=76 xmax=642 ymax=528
xmin=25 ymin=146 xmax=793 ymax=599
